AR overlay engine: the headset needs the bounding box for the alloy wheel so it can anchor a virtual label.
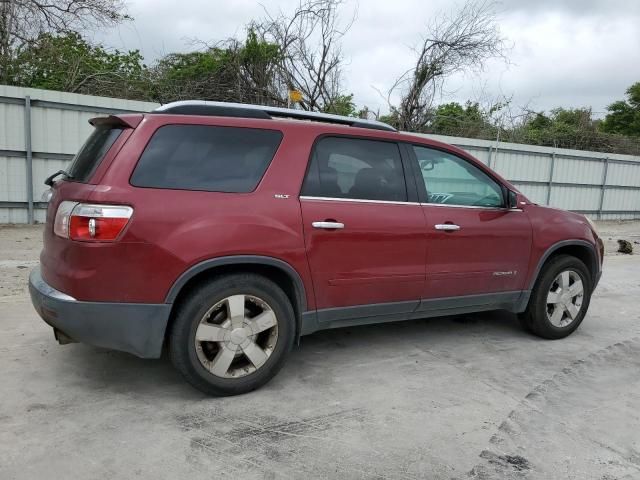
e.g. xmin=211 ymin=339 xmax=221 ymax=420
xmin=194 ymin=294 xmax=278 ymax=378
xmin=546 ymin=270 xmax=584 ymax=328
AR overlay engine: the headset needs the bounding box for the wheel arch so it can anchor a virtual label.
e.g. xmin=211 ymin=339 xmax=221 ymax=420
xmin=528 ymin=240 xmax=599 ymax=290
xmin=165 ymin=256 xmax=308 ymax=338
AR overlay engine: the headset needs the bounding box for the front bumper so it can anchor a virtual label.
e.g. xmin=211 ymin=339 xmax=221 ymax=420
xmin=29 ymin=266 xmax=171 ymax=358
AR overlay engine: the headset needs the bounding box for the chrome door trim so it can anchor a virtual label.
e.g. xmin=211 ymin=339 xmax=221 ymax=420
xmin=420 ymin=202 xmax=523 ymax=212
xmin=300 ymin=196 xmax=420 ymax=206
xmin=434 ymin=224 xmax=461 ymax=231
xmin=312 ymin=221 xmax=345 ymax=229
xmin=299 ymin=196 xmax=522 ymax=211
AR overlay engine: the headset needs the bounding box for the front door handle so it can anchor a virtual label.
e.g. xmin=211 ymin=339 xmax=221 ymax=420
xmin=435 ymin=223 xmax=460 ymax=231
xmin=312 ymin=221 xmax=345 ymax=229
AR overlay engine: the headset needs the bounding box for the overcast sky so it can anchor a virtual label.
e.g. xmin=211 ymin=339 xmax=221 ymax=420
xmin=95 ymin=0 xmax=640 ymax=116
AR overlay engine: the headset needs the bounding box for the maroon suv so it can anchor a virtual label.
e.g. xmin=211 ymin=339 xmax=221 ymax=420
xmin=29 ymin=101 xmax=604 ymax=396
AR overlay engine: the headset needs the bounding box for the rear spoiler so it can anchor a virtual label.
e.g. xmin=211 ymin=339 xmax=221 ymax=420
xmin=89 ymin=114 xmax=144 ymax=129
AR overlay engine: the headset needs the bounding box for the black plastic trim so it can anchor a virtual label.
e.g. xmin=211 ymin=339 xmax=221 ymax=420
xmin=165 ymin=255 xmax=308 ymax=312
xmin=151 ymin=104 xmax=272 ymax=119
xmin=528 ymin=240 xmax=599 ymax=291
xmin=318 ymin=300 xmax=418 ymax=323
xmin=399 ymin=142 xmax=421 ymax=203
xmin=300 ymin=291 xmax=524 ymax=335
xmin=415 ymin=291 xmax=521 ymax=313
xmin=29 ymin=267 xmax=171 ymax=358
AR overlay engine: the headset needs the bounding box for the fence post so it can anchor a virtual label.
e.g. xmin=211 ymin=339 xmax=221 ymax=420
xmin=486 ymin=145 xmax=493 ymax=168
xmin=24 ymin=95 xmax=34 ymax=225
xmin=597 ymin=157 xmax=609 ymax=220
xmin=546 ymin=151 xmax=556 ymax=205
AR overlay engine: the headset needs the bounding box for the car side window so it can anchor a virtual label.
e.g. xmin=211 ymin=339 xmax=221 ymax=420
xmin=413 ymin=146 xmax=504 ymax=208
xmin=301 ymin=137 xmax=407 ymax=202
xmin=130 ymin=125 xmax=282 ymax=193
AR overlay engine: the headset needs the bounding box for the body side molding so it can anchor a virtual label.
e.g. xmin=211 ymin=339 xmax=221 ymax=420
xmin=300 ymin=291 xmax=524 ymax=336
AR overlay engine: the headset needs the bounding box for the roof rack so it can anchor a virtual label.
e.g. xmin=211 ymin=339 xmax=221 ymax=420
xmin=151 ymin=100 xmax=396 ymax=132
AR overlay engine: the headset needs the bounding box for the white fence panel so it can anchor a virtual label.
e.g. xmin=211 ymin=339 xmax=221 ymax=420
xmin=493 ymin=151 xmax=551 ymax=182
xmin=606 ymin=162 xmax=640 ymax=188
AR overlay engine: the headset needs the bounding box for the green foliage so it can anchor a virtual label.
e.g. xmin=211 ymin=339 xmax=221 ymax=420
xmin=519 ymin=108 xmax=598 ymax=149
xmin=601 ymin=82 xmax=640 ymax=136
xmin=323 ymin=94 xmax=357 ymax=117
xmin=378 ymin=110 xmax=399 ymax=128
xmin=155 ymin=51 xmax=226 ymax=84
xmin=151 ymin=29 xmax=282 ymax=104
xmin=7 ymin=32 xmax=148 ymax=99
xmin=430 ymin=101 xmax=495 ymax=137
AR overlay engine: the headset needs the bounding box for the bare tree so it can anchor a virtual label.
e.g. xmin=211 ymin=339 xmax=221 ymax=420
xmin=390 ymin=0 xmax=506 ymax=131
xmin=252 ymin=0 xmax=352 ymax=111
xmin=0 ymin=0 xmax=128 ymax=82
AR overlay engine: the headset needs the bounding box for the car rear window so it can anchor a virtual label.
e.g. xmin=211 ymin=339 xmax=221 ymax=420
xmin=67 ymin=125 xmax=124 ymax=182
xmin=130 ymin=125 xmax=283 ymax=192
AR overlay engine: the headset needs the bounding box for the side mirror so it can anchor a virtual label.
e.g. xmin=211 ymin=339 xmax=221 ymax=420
xmin=507 ymin=190 xmax=518 ymax=209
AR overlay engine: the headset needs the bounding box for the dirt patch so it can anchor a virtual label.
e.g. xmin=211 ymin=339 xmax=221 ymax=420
xmin=0 ymin=225 xmax=42 ymax=300
xmin=595 ymin=220 xmax=640 ymax=256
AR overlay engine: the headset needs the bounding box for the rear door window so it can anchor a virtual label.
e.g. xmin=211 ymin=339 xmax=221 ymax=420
xmin=67 ymin=125 xmax=123 ymax=182
xmin=301 ymin=137 xmax=407 ymax=202
xmin=130 ymin=125 xmax=283 ymax=192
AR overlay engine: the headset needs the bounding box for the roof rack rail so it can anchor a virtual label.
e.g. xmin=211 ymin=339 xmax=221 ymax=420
xmin=151 ymin=100 xmax=396 ymax=132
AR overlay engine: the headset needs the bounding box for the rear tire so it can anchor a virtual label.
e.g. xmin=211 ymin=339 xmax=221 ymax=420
xmin=169 ymin=273 xmax=295 ymax=396
xmin=519 ymin=255 xmax=592 ymax=339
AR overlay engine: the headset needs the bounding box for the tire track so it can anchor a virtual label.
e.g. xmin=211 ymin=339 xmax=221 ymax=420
xmin=467 ymin=337 xmax=640 ymax=480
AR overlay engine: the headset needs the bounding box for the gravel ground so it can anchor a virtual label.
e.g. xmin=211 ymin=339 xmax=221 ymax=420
xmin=1 ymin=222 xmax=639 ymax=479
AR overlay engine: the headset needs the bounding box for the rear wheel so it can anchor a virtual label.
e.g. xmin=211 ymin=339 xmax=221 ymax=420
xmin=519 ymin=255 xmax=592 ymax=339
xmin=169 ymin=273 xmax=295 ymax=396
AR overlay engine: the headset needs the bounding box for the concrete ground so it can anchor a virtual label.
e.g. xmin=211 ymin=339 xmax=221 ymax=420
xmin=1 ymin=223 xmax=639 ymax=480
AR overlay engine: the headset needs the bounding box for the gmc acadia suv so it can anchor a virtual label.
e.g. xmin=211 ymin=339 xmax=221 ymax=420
xmin=29 ymin=101 xmax=604 ymax=396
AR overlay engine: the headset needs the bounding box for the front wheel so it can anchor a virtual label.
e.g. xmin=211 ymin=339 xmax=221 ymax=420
xmin=519 ymin=255 xmax=592 ymax=339
xmin=169 ymin=273 xmax=295 ymax=396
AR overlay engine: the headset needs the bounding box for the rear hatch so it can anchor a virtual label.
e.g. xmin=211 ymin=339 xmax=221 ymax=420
xmin=40 ymin=115 xmax=140 ymax=298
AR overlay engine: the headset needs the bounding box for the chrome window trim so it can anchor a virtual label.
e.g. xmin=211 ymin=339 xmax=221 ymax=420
xmin=420 ymin=202 xmax=523 ymax=212
xmin=299 ymin=196 xmax=522 ymax=211
xmin=299 ymin=195 xmax=420 ymax=206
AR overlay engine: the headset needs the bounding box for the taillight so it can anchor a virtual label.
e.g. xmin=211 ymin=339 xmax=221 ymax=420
xmin=53 ymin=202 xmax=133 ymax=241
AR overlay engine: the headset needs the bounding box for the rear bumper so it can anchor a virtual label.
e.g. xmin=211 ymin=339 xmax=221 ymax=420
xmin=29 ymin=266 xmax=171 ymax=358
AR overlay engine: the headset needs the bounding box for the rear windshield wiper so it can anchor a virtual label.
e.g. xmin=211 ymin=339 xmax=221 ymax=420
xmin=44 ymin=170 xmax=74 ymax=186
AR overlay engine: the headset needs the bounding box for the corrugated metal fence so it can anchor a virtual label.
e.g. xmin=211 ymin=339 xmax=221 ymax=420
xmin=0 ymin=85 xmax=158 ymax=223
xmin=1 ymin=85 xmax=639 ymax=223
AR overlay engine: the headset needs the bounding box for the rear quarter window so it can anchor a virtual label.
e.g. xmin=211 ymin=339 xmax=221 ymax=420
xmin=130 ymin=125 xmax=283 ymax=192
xmin=67 ymin=125 xmax=123 ymax=182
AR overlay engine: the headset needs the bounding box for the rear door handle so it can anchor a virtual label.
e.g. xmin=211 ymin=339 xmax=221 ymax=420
xmin=435 ymin=224 xmax=460 ymax=231
xmin=312 ymin=221 xmax=345 ymax=229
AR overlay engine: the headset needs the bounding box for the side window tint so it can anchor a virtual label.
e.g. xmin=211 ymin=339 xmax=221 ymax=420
xmin=130 ymin=125 xmax=282 ymax=193
xmin=302 ymin=137 xmax=407 ymax=202
xmin=413 ymin=146 xmax=504 ymax=207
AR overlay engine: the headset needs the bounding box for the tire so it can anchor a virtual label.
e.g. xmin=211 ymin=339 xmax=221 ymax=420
xmin=169 ymin=273 xmax=295 ymax=396
xmin=519 ymin=254 xmax=592 ymax=340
